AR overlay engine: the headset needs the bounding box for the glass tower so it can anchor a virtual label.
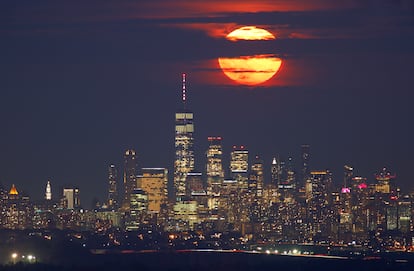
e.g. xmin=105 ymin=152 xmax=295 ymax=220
xmin=230 ymin=145 xmax=249 ymax=191
xmin=174 ymin=73 xmax=194 ymax=201
xmin=206 ymin=137 xmax=224 ymax=210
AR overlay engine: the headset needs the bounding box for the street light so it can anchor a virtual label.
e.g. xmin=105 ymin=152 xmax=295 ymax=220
xmin=11 ymin=253 xmax=18 ymax=264
xmin=27 ymin=254 xmax=36 ymax=263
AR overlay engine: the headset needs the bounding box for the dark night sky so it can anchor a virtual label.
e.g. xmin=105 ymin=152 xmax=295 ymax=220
xmin=1 ymin=0 xmax=413 ymax=207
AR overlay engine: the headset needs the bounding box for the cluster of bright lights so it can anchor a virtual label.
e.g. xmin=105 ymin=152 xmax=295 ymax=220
xmin=258 ymin=248 xmax=301 ymax=255
xmin=10 ymin=252 xmax=36 ymax=263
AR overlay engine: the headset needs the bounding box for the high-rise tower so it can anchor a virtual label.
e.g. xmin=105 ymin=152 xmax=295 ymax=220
xmin=301 ymin=144 xmax=310 ymax=186
xmin=249 ymin=155 xmax=264 ymax=198
xmin=230 ymin=145 xmax=249 ymax=191
xmin=271 ymin=157 xmax=279 ymax=187
xmin=206 ymin=136 xmax=224 ymax=210
xmin=108 ymin=164 xmax=118 ymax=209
xmin=45 ymin=180 xmax=52 ymax=200
xmin=138 ymin=168 xmax=168 ymax=213
xmin=174 ymin=73 xmax=195 ymax=201
xmin=206 ymin=137 xmax=224 ymax=180
xmin=123 ymin=149 xmax=137 ymax=209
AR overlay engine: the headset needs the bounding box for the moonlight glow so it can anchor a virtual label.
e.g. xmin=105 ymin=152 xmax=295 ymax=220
xmin=218 ymin=55 xmax=282 ymax=86
xmin=219 ymin=26 xmax=281 ymax=85
xmin=226 ymin=26 xmax=275 ymax=41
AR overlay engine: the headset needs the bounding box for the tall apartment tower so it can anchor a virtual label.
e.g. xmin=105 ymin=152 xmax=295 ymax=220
xmin=230 ymin=145 xmax=249 ymax=191
xmin=174 ymin=73 xmax=195 ymax=201
xmin=123 ymin=149 xmax=137 ymax=209
xmin=301 ymin=144 xmax=310 ymax=186
xmin=206 ymin=136 xmax=224 ymax=210
xmin=108 ymin=164 xmax=118 ymax=209
xmin=249 ymin=155 xmax=264 ymax=198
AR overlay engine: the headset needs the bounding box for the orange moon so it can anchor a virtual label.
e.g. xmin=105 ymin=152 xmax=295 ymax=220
xmin=218 ymin=26 xmax=282 ymax=86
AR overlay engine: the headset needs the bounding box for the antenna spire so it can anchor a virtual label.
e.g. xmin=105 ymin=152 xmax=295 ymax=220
xmin=182 ymin=73 xmax=186 ymax=108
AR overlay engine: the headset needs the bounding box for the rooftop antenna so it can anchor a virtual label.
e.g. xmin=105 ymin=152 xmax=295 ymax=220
xmin=182 ymin=73 xmax=186 ymax=109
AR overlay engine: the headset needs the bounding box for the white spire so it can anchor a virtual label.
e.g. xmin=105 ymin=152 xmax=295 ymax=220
xmin=45 ymin=180 xmax=52 ymax=200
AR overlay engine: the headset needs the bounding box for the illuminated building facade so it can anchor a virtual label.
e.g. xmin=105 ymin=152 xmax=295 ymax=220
xmin=138 ymin=168 xmax=168 ymax=213
xmin=123 ymin=149 xmax=137 ymax=209
xmin=62 ymin=188 xmax=80 ymax=209
xmin=374 ymin=167 xmax=396 ymax=194
xmin=270 ymin=157 xmax=281 ymax=187
xmin=126 ymin=189 xmax=148 ymax=231
xmin=397 ymin=196 xmax=412 ymax=233
xmin=249 ymin=155 xmax=264 ymax=198
xmin=108 ymin=164 xmax=118 ymax=209
xmin=173 ymin=200 xmax=198 ymax=230
xmin=305 ymin=170 xmax=334 ymax=241
xmin=339 ymin=165 xmax=353 ymax=238
xmin=174 ymin=74 xmax=194 ymax=200
xmin=45 ymin=180 xmax=52 ymax=200
xmin=350 ymin=176 xmax=369 ymax=237
xmin=3 ymin=184 xmax=33 ymax=229
xmin=206 ymin=137 xmax=224 ymax=210
xmin=230 ymin=146 xmax=248 ymax=190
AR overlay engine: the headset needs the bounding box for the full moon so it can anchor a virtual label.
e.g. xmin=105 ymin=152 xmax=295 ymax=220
xmin=218 ymin=26 xmax=282 ymax=86
xmin=218 ymin=55 xmax=282 ymax=86
xmin=226 ymin=26 xmax=275 ymax=41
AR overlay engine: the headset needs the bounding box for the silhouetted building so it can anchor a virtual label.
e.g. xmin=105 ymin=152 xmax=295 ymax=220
xmin=301 ymin=144 xmax=310 ymax=186
xmin=123 ymin=149 xmax=137 ymax=210
xmin=108 ymin=164 xmax=118 ymax=209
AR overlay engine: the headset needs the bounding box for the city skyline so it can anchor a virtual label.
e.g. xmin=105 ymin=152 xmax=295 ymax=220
xmin=1 ymin=1 xmax=413 ymax=206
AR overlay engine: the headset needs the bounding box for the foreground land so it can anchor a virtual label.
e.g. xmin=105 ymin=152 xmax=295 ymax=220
xmin=1 ymin=251 xmax=414 ymax=271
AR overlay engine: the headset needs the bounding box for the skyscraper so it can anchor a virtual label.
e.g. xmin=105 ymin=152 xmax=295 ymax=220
xmin=305 ymin=170 xmax=334 ymax=241
xmin=174 ymin=73 xmax=194 ymax=201
xmin=45 ymin=181 xmax=52 ymax=200
xmin=138 ymin=168 xmax=168 ymax=213
xmin=230 ymin=145 xmax=248 ymax=191
xmin=108 ymin=164 xmax=118 ymax=209
xmin=270 ymin=157 xmax=280 ymax=187
xmin=301 ymin=144 xmax=310 ymax=186
xmin=249 ymin=155 xmax=264 ymax=198
xmin=123 ymin=149 xmax=137 ymax=209
xmin=4 ymin=184 xmax=32 ymax=229
xmin=62 ymin=187 xmax=80 ymax=209
xmin=126 ymin=189 xmax=148 ymax=231
xmin=206 ymin=136 xmax=224 ymax=210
